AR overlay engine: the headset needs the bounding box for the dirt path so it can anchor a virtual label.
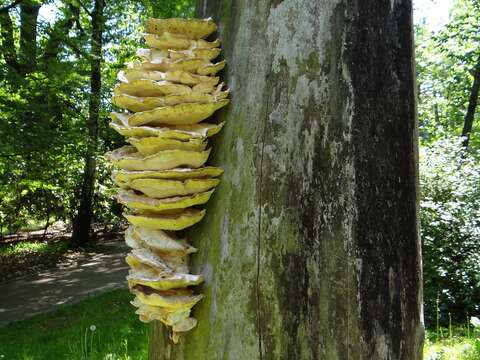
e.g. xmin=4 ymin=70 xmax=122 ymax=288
xmin=0 ymin=242 xmax=129 ymax=326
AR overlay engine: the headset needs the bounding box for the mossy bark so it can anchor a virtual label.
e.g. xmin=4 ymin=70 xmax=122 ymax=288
xmin=149 ymin=1 xmax=424 ymax=359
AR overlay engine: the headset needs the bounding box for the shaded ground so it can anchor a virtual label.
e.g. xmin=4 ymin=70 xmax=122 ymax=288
xmin=0 ymin=241 xmax=129 ymax=326
xmin=0 ymin=224 xmax=125 ymax=281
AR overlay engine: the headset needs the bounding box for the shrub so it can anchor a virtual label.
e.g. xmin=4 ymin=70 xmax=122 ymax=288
xmin=420 ymin=137 xmax=480 ymax=326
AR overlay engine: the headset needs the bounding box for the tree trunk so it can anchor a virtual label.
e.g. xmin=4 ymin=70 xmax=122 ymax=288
xmin=149 ymin=1 xmax=423 ymax=359
xmin=461 ymin=52 xmax=480 ymax=149
xmin=0 ymin=8 xmax=19 ymax=74
xmin=71 ymin=0 xmax=105 ymax=246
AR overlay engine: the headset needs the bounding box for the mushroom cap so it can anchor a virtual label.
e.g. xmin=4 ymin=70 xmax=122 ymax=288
xmin=131 ymin=285 xmax=204 ymax=309
xmin=112 ymin=91 xmax=228 ymax=112
xmin=125 ymin=226 xmax=197 ymax=254
xmin=145 ymin=18 xmax=217 ymax=40
xmin=129 ymin=178 xmax=220 ymax=199
xmin=110 ymin=112 xmax=224 ymax=139
xmin=124 ymin=208 xmax=206 ymax=230
xmin=144 ymin=32 xmax=220 ymax=50
xmin=106 ymin=145 xmax=211 ymax=171
xmin=117 ymin=189 xmax=214 ymax=211
xmin=122 ymin=100 xmax=229 ymax=126
xmin=117 ymin=69 xmax=219 ymax=86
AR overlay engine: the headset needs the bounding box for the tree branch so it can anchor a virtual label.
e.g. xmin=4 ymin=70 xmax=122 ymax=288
xmin=461 ymin=51 xmax=480 ymax=149
xmin=76 ymin=0 xmax=92 ymax=17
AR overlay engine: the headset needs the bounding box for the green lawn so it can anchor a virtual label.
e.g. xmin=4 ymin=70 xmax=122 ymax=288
xmin=1 ymin=288 xmax=479 ymax=359
xmin=0 ymin=289 xmax=149 ymax=360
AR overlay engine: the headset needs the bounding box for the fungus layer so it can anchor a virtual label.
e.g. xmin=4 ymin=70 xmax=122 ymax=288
xmin=120 ymin=99 xmax=229 ymax=126
xmin=144 ymin=18 xmax=217 ymax=39
xmin=117 ymin=189 xmax=214 ymax=211
xmin=124 ymin=208 xmax=206 ymax=231
xmin=107 ymin=17 xmax=227 ymax=343
xmin=106 ymin=145 xmax=211 ymax=171
xmin=113 ymin=167 xmax=223 ymax=189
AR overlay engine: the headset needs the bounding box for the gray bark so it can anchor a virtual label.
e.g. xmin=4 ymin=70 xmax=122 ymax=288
xmin=149 ymin=0 xmax=423 ymax=359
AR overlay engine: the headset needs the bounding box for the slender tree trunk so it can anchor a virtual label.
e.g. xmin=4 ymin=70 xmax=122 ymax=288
xmin=0 ymin=8 xmax=19 ymax=73
xmin=149 ymin=1 xmax=423 ymax=359
xmin=461 ymin=53 xmax=480 ymax=149
xmin=71 ymin=0 xmax=105 ymax=246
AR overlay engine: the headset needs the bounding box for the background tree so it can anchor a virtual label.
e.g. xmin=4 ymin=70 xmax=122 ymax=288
xmin=149 ymin=1 xmax=423 ymax=359
xmin=416 ymin=0 xmax=480 ymax=147
xmin=71 ymin=0 xmax=106 ymax=245
xmin=415 ymin=0 xmax=480 ymax=326
xmin=0 ymin=0 xmax=191 ymax=239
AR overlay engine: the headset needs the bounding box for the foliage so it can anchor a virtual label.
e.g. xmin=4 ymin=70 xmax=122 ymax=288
xmin=424 ymin=325 xmax=480 ymax=360
xmin=0 ymin=0 xmax=194 ymax=234
xmin=420 ymin=137 xmax=480 ymax=325
xmin=0 ymin=289 xmax=148 ymax=359
xmin=416 ymin=0 xmax=480 ymax=147
xmin=416 ymin=0 xmax=480 ymax=327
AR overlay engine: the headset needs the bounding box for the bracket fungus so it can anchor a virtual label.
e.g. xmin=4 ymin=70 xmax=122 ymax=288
xmin=107 ymin=17 xmax=227 ymax=343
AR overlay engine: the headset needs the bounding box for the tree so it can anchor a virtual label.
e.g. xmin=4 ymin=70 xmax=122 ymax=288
xmin=416 ymin=0 xmax=480 ymax=148
xmin=420 ymin=137 xmax=480 ymax=325
xmin=71 ymin=0 xmax=106 ymax=245
xmin=415 ymin=0 xmax=480 ymax=325
xmin=0 ymin=0 xmax=181 ymax=237
xmin=149 ymin=1 xmax=423 ymax=359
xmin=461 ymin=53 xmax=480 ymax=148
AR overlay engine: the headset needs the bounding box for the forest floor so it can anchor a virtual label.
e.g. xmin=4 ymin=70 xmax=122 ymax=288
xmin=0 ymin=223 xmax=124 ymax=281
xmin=0 ymin=227 xmax=129 ymax=326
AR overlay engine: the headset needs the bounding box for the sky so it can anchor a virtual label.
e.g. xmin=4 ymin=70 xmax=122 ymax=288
xmin=38 ymin=3 xmax=57 ymax=24
xmin=413 ymin=0 xmax=454 ymax=31
xmin=39 ymin=0 xmax=454 ymax=31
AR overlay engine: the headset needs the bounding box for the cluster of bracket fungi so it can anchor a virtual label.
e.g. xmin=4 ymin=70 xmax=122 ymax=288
xmin=106 ymin=18 xmax=228 ymax=343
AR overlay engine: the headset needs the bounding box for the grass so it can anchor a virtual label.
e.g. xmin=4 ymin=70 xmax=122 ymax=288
xmin=0 ymin=241 xmax=65 ymax=257
xmin=424 ymin=328 xmax=480 ymax=360
xmin=1 ymin=219 xmax=50 ymax=235
xmin=0 ymin=286 xmax=478 ymax=359
xmin=0 ymin=289 xmax=149 ymax=360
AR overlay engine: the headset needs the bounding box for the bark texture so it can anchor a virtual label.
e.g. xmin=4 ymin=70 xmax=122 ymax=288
xmin=71 ymin=0 xmax=105 ymax=245
xmin=149 ymin=0 xmax=423 ymax=359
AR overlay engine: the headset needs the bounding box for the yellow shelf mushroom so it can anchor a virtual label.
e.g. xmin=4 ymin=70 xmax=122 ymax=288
xmin=106 ymin=145 xmax=211 ymax=171
xmin=144 ymin=18 xmax=217 ymax=39
xmin=113 ymin=167 xmax=223 ymax=189
xmin=117 ymin=189 xmax=214 ymax=211
xmin=108 ymin=17 xmax=227 ymax=342
xmin=124 ymin=208 xmax=206 ymax=231
xmin=123 ymin=100 xmax=229 ymax=126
